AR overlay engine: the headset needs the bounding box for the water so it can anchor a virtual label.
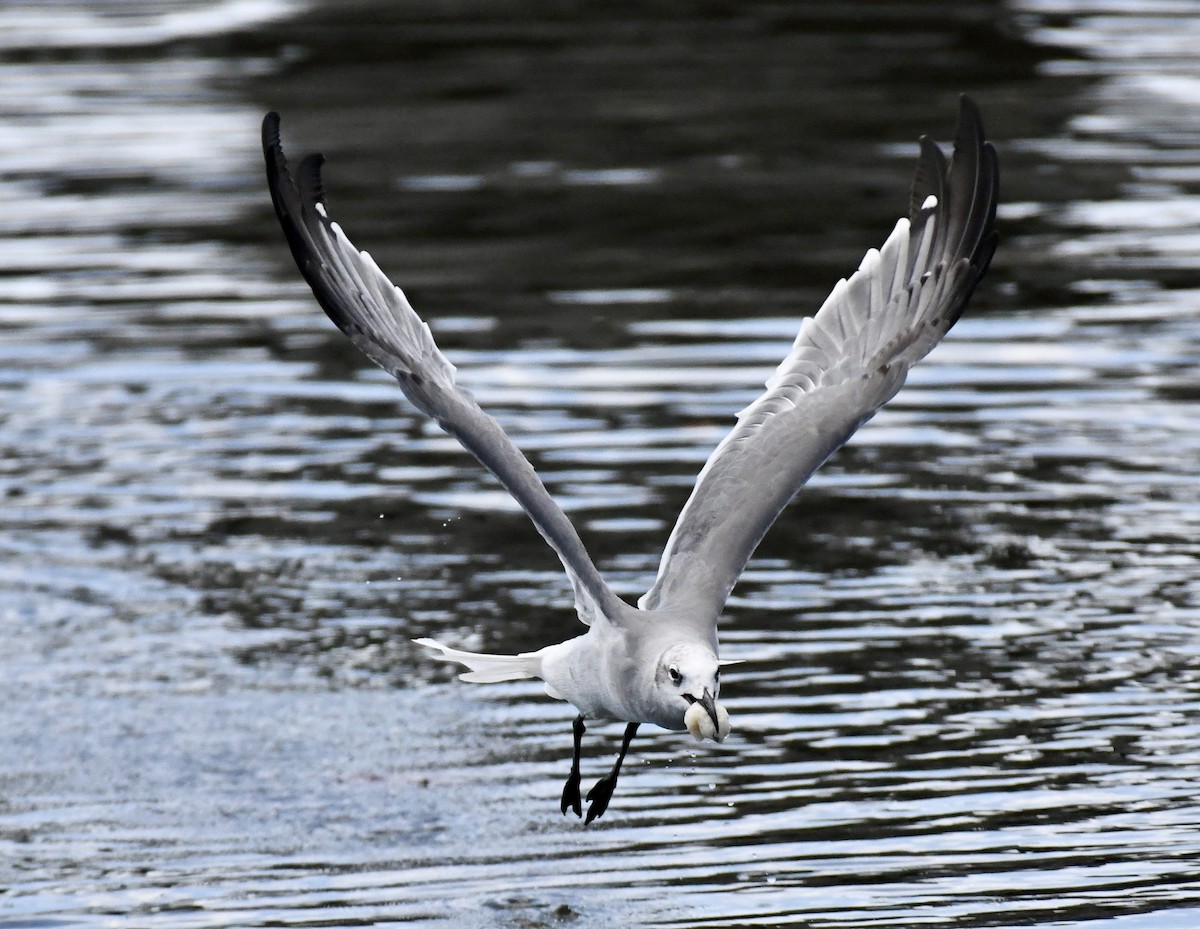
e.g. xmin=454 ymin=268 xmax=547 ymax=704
xmin=2 ymin=1 xmax=1200 ymax=926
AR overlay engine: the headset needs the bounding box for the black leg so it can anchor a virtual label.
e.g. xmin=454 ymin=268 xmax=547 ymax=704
xmin=560 ymin=714 xmax=586 ymax=817
xmin=585 ymin=722 xmax=639 ymax=824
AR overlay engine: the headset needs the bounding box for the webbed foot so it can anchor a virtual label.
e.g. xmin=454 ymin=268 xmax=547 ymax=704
xmin=584 ymin=772 xmax=617 ymax=823
xmin=560 ymin=714 xmax=586 ymax=818
xmin=561 ymin=769 xmax=582 ymax=817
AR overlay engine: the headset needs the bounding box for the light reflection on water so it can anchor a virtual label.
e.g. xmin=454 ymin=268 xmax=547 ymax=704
xmin=2 ymin=1 xmax=1200 ymax=927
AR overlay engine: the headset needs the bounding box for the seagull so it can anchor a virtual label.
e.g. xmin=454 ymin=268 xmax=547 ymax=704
xmin=262 ymin=96 xmax=998 ymax=823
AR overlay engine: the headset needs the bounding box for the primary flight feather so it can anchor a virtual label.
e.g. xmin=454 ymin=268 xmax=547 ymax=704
xmin=262 ymin=96 xmax=998 ymax=823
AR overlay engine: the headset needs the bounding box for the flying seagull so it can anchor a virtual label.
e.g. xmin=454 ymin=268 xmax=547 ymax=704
xmin=262 ymin=96 xmax=998 ymax=823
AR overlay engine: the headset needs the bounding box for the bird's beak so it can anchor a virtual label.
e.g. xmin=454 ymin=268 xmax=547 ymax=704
xmin=684 ymin=688 xmax=732 ymax=743
xmin=698 ymin=688 xmax=721 ymax=734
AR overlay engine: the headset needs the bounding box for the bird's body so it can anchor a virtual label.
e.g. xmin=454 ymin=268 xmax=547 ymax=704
xmin=420 ymin=602 xmax=718 ymax=732
xmin=262 ymin=98 xmax=998 ymax=822
xmin=556 ymin=615 xmax=717 ymax=732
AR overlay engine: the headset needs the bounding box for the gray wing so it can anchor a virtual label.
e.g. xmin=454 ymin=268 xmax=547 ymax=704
xmin=640 ymin=96 xmax=998 ymax=616
xmin=262 ymin=113 xmax=626 ymax=626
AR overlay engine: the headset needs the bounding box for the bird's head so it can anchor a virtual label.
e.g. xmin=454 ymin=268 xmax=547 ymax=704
xmin=655 ymin=642 xmax=731 ymax=742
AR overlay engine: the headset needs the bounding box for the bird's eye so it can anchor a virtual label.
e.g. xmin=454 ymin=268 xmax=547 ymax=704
xmin=668 ymin=666 xmax=681 ymax=684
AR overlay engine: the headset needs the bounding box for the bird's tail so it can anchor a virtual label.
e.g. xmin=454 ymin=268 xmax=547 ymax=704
xmin=413 ymin=637 xmax=543 ymax=683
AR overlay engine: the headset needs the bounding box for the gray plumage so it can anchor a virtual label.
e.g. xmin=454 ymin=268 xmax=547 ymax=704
xmin=262 ymin=96 xmax=998 ymax=821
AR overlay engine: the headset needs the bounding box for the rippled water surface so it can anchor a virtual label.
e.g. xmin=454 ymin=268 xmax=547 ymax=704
xmin=3 ymin=1 xmax=1200 ymax=927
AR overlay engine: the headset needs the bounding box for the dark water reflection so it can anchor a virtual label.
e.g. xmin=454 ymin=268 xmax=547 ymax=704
xmin=3 ymin=1 xmax=1200 ymax=927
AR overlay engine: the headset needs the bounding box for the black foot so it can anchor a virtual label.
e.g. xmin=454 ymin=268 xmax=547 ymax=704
xmin=561 ymin=768 xmax=582 ymax=818
xmin=584 ymin=773 xmax=617 ymax=824
xmin=561 ymin=714 xmax=586 ymax=818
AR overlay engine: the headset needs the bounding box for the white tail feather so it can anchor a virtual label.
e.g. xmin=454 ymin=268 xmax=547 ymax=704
xmin=413 ymin=637 xmax=542 ymax=683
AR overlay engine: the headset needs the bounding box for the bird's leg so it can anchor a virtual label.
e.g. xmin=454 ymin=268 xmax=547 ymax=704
xmin=585 ymin=722 xmax=639 ymax=824
xmin=560 ymin=714 xmax=586 ymax=818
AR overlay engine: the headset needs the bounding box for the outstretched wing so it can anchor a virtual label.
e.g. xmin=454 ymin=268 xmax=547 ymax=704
xmin=262 ymin=113 xmax=626 ymax=626
xmin=640 ymin=96 xmax=999 ymax=616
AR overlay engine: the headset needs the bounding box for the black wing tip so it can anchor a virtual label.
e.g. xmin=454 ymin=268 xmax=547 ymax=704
xmin=957 ymin=94 xmax=984 ymax=138
xmin=260 ymin=111 xmax=333 ymax=235
xmin=262 ymin=110 xmax=298 ymax=222
xmin=902 ymin=95 xmax=999 ymax=330
xmin=909 ymin=135 xmax=948 ymax=224
xmin=936 ymin=94 xmax=999 ymax=261
xmin=970 ymin=228 xmax=1000 ymax=288
xmin=262 ymin=112 xmax=288 ymax=191
xmin=961 ymin=107 xmax=1000 ymax=271
xmin=949 ymin=96 xmax=1000 ymax=301
xmin=297 ymin=152 xmax=328 ymax=211
xmin=261 ymin=111 xmax=329 ymax=212
xmin=260 ymin=112 xmax=350 ymax=334
xmin=263 ymin=110 xmax=282 ymax=148
xmin=262 ymin=112 xmax=284 ymax=181
xmin=978 ymin=140 xmax=1000 ymax=246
